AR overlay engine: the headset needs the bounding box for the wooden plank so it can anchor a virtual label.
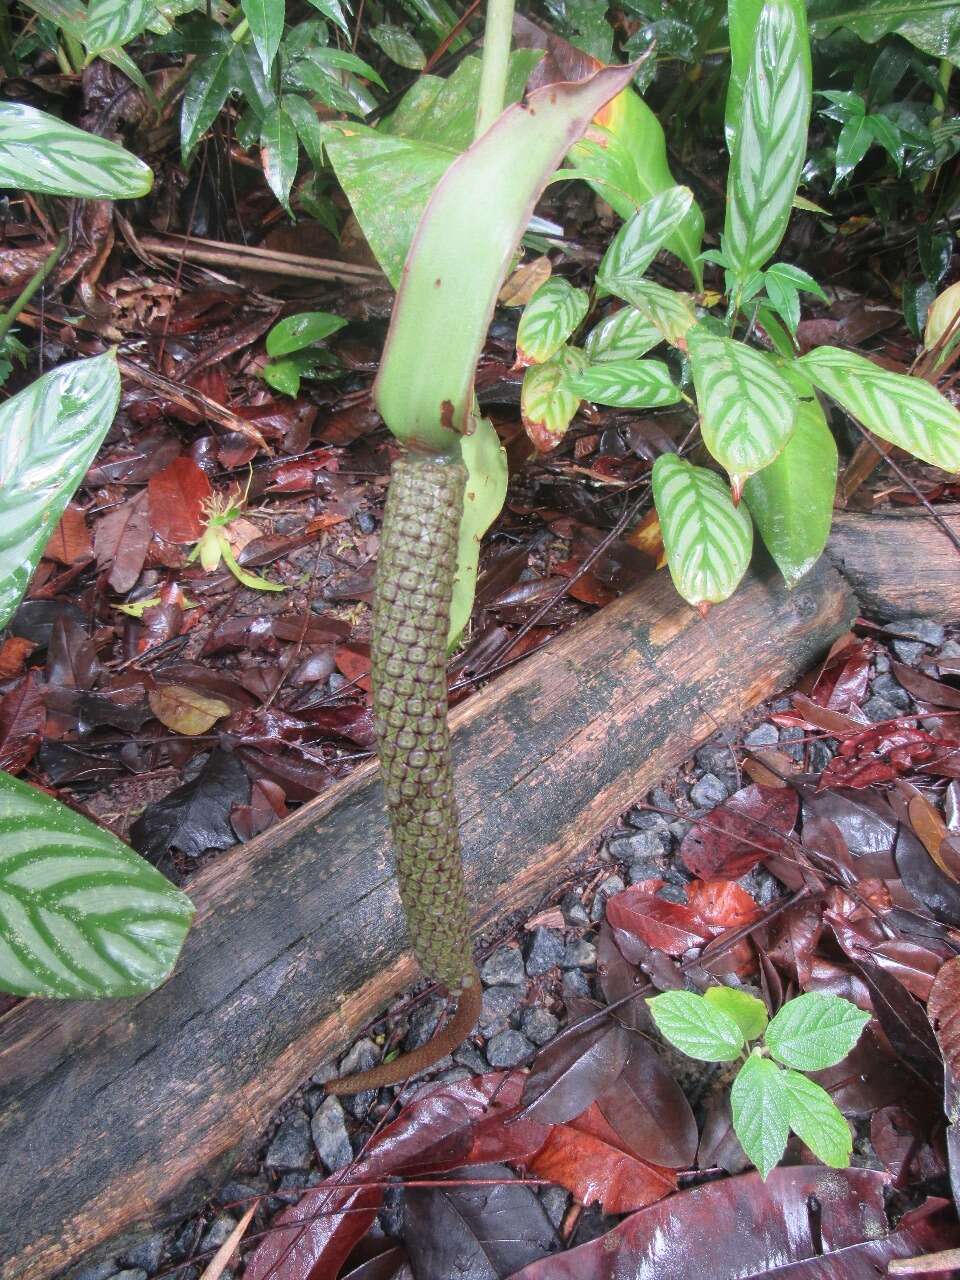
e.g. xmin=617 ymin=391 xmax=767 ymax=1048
xmin=0 ymin=562 xmax=855 ymax=1280
xmin=826 ymin=505 xmax=960 ymax=621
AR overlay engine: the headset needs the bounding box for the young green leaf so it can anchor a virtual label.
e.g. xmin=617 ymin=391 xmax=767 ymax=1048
xmin=521 ymin=349 xmax=586 ymax=453
xmin=260 ymin=103 xmax=299 ymax=211
xmin=583 ymin=307 xmax=661 ymax=363
xmin=833 ymin=114 xmax=873 ymax=187
xmin=617 ymin=280 xmax=697 ymax=347
xmin=704 ymin=986 xmax=769 ymax=1041
xmin=597 ymin=185 xmax=694 ymax=295
xmin=725 ymin=0 xmax=812 ymax=284
xmin=652 ymin=454 xmax=754 ymax=609
xmin=647 ymin=989 xmax=746 ymax=1061
xmin=766 ymin=992 xmax=871 ymax=1071
xmin=0 ymin=770 xmax=194 ymax=998
xmin=798 ymin=345 xmax=960 ymax=473
xmin=687 ymin=330 xmax=798 ymax=492
xmin=0 ymin=102 xmax=152 ymax=200
xmin=266 ymin=311 xmax=346 ymax=356
xmin=370 ymin=23 xmax=426 ymax=69
xmin=743 ymin=396 xmax=838 ymax=588
xmin=730 ymin=1054 xmax=790 ymax=1180
xmin=781 ymin=1069 xmax=853 ymax=1168
xmin=516 ymin=278 xmax=590 ymax=367
xmin=0 ymin=353 xmax=120 ymax=628
xmin=242 ymin=0 xmax=285 ymax=76
xmin=449 ymin=417 xmax=507 ymax=648
xmin=565 ymin=359 xmax=680 ymax=409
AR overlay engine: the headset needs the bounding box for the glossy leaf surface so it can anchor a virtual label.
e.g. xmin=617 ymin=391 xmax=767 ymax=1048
xmin=597 ymin=185 xmax=694 ymax=296
xmin=84 ymin=0 xmax=151 ymax=54
xmin=724 ymin=0 xmax=811 ymax=283
xmin=743 ymin=395 xmax=837 ymax=588
xmin=242 ymin=0 xmax=285 ymax=75
xmin=731 ymin=1054 xmax=789 ymax=1180
xmin=260 ymin=103 xmax=298 ymax=209
xmin=798 ymin=345 xmax=960 ymax=473
xmin=375 ymin=62 xmax=635 ymax=451
xmin=522 ymin=349 xmax=587 ymax=453
xmin=565 ymin=359 xmax=680 ymax=409
xmin=370 ymin=23 xmax=426 ymax=69
xmin=0 ymin=102 xmax=152 ymax=199
xmin=705 ymin=986 xmax=768 ymax=1041
xmin=0 ymin=353 xmax=120 ymax=629
xmin=266 ymin=312 xmax=347 ymax=356
xmin=516 ymin=278 xmax=589 ymax=366
xmin=181 ymin=34 xmax=235 ymax=160
xmin=688 ymin=329 xmax=798 ymax=490
xmin=0 ymin=770 xmax=194 ymax=997
xmin=652 ymin=454 xmax=754 ymax=608
xmin=583 ymin=307 xmax=661 ymax=362
xmin=808 ymin=0 xmax=960 ymax=63
xmin=617 ymin=280 xmax=696 ymax=347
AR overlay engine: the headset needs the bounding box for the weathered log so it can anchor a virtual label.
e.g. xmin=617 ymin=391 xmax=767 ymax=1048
xmin=826 ymin=505 xmax=960 ymax=621
xmin=0 ymin=561 xmax=857 ymax=1280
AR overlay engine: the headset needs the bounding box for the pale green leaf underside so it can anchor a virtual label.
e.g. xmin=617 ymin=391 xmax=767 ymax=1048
xmin=584 ymin=306 xmax=662 ymax=363
xmin=781 ymin=1069 xmax=853 ymax=1168
xmin=798 ymin=345 xmax=960 ymax=473
xmin=647 ymin=989 xmax=745 ymax=1061
xmin=598 ymin=184 xmax=694 ymax=295
xmin=0 ymin=101 xmax=153 ymax=199
xmin=566 ymin=358 xmax=680 ymax=409
xmin=766 ymin=992 xmax=871 ymax=1070
xmin=516 ymin=278 xmax=589 ymax=366
xmin=0 ymin=353 xmax=120 ymax=628
xmin=731 ymin=1054 xmax=789 ymax=1180
xmin=688 ymin=329 xmax=798 ymax=487
xmin=0 ymin=770 xmax=194 ymax=998
xmin=653 ymin=454 xmax=754 ymax=607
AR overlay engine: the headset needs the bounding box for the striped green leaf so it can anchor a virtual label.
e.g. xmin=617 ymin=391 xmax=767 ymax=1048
xmin=743 ymin=395 xmax=838 ymax=587
xmin=242 ymin=0 xmax=285 ymax=76
xmin=84 ymin=0 xmax=152 ymax=53
xmin=0 ymin=102 xmax=152 ymax=200
xmin=724 ymin=0 xmax=812 ymax=285
xmin=0 ymin=770 xmax=194 ymax=998
xmin=598 ymin=185 xmax=694 ymax=296
xmin=688 ymin=329 xmax=798 ymax=494
xmin=618 ymin=280 xmax=696 ymax=347
xmin=566 ymin=358 xmax=681 ymax=409
xmin=521 ymin=347 xmax=586 ymax=453
xmin=584 ymin=306 xmax=661 ymax=363
xmin=798 ymin=346 xmax=960 ymax=473
xmin=652 ymin=453 xmax=754 ymax=608
xmin=516 ymin=278 xmax=589 ymax=366
xmin=0 ymin=352 xmax=120 ymax=628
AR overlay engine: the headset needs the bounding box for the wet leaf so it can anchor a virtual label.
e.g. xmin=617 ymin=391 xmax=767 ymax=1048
xmin=94 ymin=490 xmax=151 ymax=593
xmin=731 ymin=1054 xmax=789 ymax=1180
xmin=705 ymin=986 xmax=769 ymax=1041
xmin=43 ymin=503 xmax=92 ymax=566
xmin=896 ymin=830 xmax=960 ymax=926
xmin=266 ymin=312 xmax=347 ymax=357
xmin=516 ymin=278 xmax=589 ymax=366
xmin=854 ymin=959 xmax=943 ymax=1091
xmin=148 ymin=684 xmax=231 ymax=736
xmin=681 ymin=785 xmax=799 ymax=879
xmin=606 ymin=881 xmax=710 ymax=955
xmin=781 ymin=1069 xmax=853 ymax=1168
xmin=583 ymin=306 xmax=662 ymax=363
xmin=130 ymin=748 xmax=250 ymax=860
xmin=520 ymin=1015 xmax=631 ymax=1124
xmin=0 ymin=101 xmax=152 ymax=199
xmin=596 ymin=1037 xmax=698 ymax=1168
xmin=648 ymin=990 xmax=745 ymax=1061
xmin=929 ymin=955 xmax=960 ymax=1086
xmin=0 ymin=673 xmax=45 ymax=774
xmin=148 ymin=457 xmax=213 ymax=544
xmin=597 ymin=185 xmax=695 ymax=296
xmin=766 ymin=992 xmax=871 ymax=1071
xmin=565 ymin=359 xmax=681 ymax=409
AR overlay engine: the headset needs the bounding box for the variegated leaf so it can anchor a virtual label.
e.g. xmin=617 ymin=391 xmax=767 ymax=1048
xmin=688 ymin=328 xmax=798 ymax=493
xmin=652 ymin=453 xmax=754 ymax=608
xmin=584 ymin=306 xmax=661 ymax=363
xmin=724 ymin=0 xmax=812 ymax=284
xmin=566 ymin=359 xmax=681 ymax=409
xmin=798 ymin=345 xmax=960 ymax=473
xmin=84 ymin=0 xmax=152 ymax=53
xmin=0 ymin=353 xmax=120 ymax=628
xmin=521 ymin=347 xmax=587 ymax=453
xmin=0 ymin=101 xmax=152 ymax=200
xmin=0 ymin=770 xmax=194 ymax=998
xmin=516 ymin=278 xmax=590 ymax=366
xmin=743 ymin=395 xmax=837 ymax=587
xmin=618 ymin=280 xmax=697 ymax=347
xmin=598 ymin=185 xmax=694 ymax=296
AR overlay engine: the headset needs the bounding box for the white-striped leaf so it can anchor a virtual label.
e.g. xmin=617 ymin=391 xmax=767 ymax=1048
xmin=566 ymin=359 xmax=681 ymax=409
xmin=84 ymin=0 xmax=152 ymax=53
xmin=724 ymin=0 xmax=812 ymax=284
xmin=653 ymin=453 xmax=754 ymax=608
xmin=521 ymin=347 xmax=587 ymax=452
xmin=743 ymin=395 xmax=837 ymax=587
xmin=0 ymin=352 xmax=120 ymax=628
xmin=0 ymin=102 xmax=153 ymax=200
xmin=0 ymin=770 xmax=194 ymax=998
xmin=598 ymin=185 xmax=694 ymax=296
xmin=584 ymin=306 xmax=661 ymax=363
xmin=618 ymin=280 xmax=697 ymax=347
xmin=516 ymin=278 xmax=589 ymax=366
xmin=798 ymin=345 xmax=960 ymax=473
xmin=688 ymin=328 xmax=798 ymax=493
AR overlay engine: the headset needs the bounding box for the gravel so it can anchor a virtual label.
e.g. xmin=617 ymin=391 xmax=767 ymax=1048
xmin=404 ymin=998 xmax=445 ymax=1051
xmin=525 ymin=926 xmax=564 ymax=975
xmin=744 ymin=723 xmax=779 ymax=748
xmin=885 ymin=617 xmax=945 ymax=647
xmin=337 ymin=1039 xmax=379 ymax=1117
xmin=561 ymin=939 xmax=596 ymax=970
xmin=521 ymin=1007 xmax=560 ymax=1046
xmin=485 ymin=1029 xmax=535 ymax=1068
xmin=689 ymin=773 xmax=729 ymax=808
xmin=479 ymin=983 xmax=524 ymax=1032
xmin=199 ymin=1214 xmax=238 ymax=1253
xmin=863 ymin=694 xmax=901 ymax=723
xmin=562 ymin=969 xmax=592 ymax=999
xmin=560 ymin=890 xmax=590 ymax=926
xmin=265 ymin=1109 xmax=312 ymax=1171
xmin=119 ymin=1236 xmax=166 ymax=1274
xmin=480 ymin=945 xmax=525 ymax=986
xmin=311 ymin=1096 xmax=353 ymax=1172
xmin=590 ymin=874 xmax=625 ymax=922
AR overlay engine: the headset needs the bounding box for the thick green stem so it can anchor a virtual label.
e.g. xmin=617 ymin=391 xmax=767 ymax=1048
xmin=0 ymin=235 xmax=66 ymax=349
xmin=474 ymin=0 xmax=516 ymax=140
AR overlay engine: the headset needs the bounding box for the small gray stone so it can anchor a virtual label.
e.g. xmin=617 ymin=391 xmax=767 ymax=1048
xmin=105 ymin=1271 xmax=146 ymax=1280
xmin=311 ymin=1061 xmax=338 ymax=1086
xmin=120 ymin=1234 xmax=167 ymax=1275
xmin=873 ymin=651 xmax=891 ymax=674
xmin=66 ymin=1263 xmax=116 ymax=1280
xmin=525 ymin=926 xmax=564 ymax=975
xmin=628 ymin=858 xmax=664 ymax=885
xmin=480 ymin=983 xmax=524 ymax=1032
xmin=327 ymin=671 xmax=351 ymax=693
xmin=265 ymin=1110 xmax=312 ymax=1170
xmin=436 ymin=1066 xmax=472 ymax=1083
xmin=779 ymin=726 xmax=805 ymax=761
xmin=808 ymin=738 xmax=835 ymax=773
xmin=560 ymin=890 xmax=590 ymax=927
xmin=540 ymin=1185 xmax=570 ymax=1229
xmin=689 ymin=773 xmax=729 ymax=808
xmin=872 ymin=673 xmax=912 ymax=710
xmin=480 ymin=945 xmax=525 ymax=986
xmin=863 ymin=695 xmax=900 ymax=724
xmin=887 ymin=617 xmax=945 ymax=647
xmin=453 ymin=1043 xmax=490 ymax=1073
xmin=892 ymin=640 xmax=926 ymax=665
xmin=485 ymin=1029 xmax=535 ymax=1068
xmin=521 ymin=1006 xmax=560 ymax=1046
xmin=649 ymin=785 xmax=673 ymax=810
xmin=622 ymin=828 xmax=672 ymax=860
xmin=217 ymin=1179 xmax=266 ymax=1208
xmin=695 ymin=740 xmax=735 ymax=775
xmin=590 ymin=874 xmax=625 ymax=922
xmin=562 ymin=968 xmax=593 ymax=999
xmin=939 ymin=639 xmax=960 ymax=659
xmin=356 ymin=510 xmax=376 ymax=534
xmin=404 ymin=997 xmax=445 ymax=1051
xmin=625 ymin=808 xmax=671 ymax=832
xmin=199 ymin=1215 xmax=237 ymax=1253
xmin=656 ymin=881 xmax=688 ymax=905
xmin=744 ymin=723 xmax=779 ymax=749
xmin=338 ymin=1038 xmax=379 ymax=1117
xmin=561 ymin=939 xmax=596 ymax=970
xmin=311 ymin=1096 xmax=353 ymax=1172
xmin=668 ymin=819 xmax=692 ymax=843
xmin=270 ymin=1171 xmax=313 ymax=1210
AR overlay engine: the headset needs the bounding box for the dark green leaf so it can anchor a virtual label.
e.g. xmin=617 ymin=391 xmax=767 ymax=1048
xmin=260 ymin=103 xmax=299 ymax=209
xmin=369 ymin=22 xmax=425 ymax=69
xmin=242 ymin=0 xmax=285 ymax=76
xmin=283 ymin=93 xmax=326 ymax=170
xmin=809 ymin=0 xmax=960 ymax=64
xmin=181 ymin=35 xmax=235 ymax=161
xmin=833 ymin=115 xmax=873 ymax=186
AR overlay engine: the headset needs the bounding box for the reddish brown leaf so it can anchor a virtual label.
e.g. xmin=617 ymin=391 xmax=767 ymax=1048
xmin=148 ymin=456 xmax=213 ymax=543
xmin=680 ymin=785 xmax=799 ymax=879
xmin=791 ymin=691 xmax=865 ymax=735
xmin=335 ymin=642 xmax=373 ymax=693
xmin=808 ymin=634 xmax=874 ymax=711
xmin=892 ymin=661 xmax=960 ymax=711
xmin=905 ymin=787 xmax=956 ymax=881
xmin=870 ymin=1105 xmax=947 ymax=1187
xmin=529 ymin=1102 xmax=676 ymax=1213
xmin=0 ymin=672 xmax=45 ymax=773
xmin=231 ymin=779 xmax=288 ymax=841
xmin=520 ymin=1014 xmax=631 ymax=1124
xmin=94 ymin=490 xmax=151 ymax=592
xmin=0 ymin=636 xmax=35 ymax=679
xmin=928 ymin=956 xmax=960 ymax=1085
xmin=606 ymin=881 xmax=711 ymax=955
xmin=596 ymin=1036 xmax=698 ymax=1169
xmin=43 ymin=503 xmax=92 ymax=566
